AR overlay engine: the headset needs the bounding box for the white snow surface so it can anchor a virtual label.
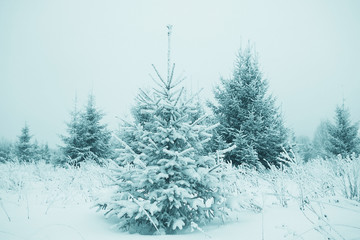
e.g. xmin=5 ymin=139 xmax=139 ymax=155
xmin=1 ymin=160 xmax=360 ymax=240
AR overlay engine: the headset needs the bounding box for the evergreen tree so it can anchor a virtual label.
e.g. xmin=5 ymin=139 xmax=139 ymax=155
xmin=34 ymin=142 xmax=52 ymax=163
xmin=60 ymin=99 xmax=84 ymax=165
xmin=41 ymin=143 xmax=51 ymax=163
xmin=79 ymin=94 xmax=112 ymax=163
xmin=0 ymin=139 xmax=13 ymax=163
xmin=61 ymin=94 xmax=111 ymax=166
xmin=32 ymin=140 xmax=42 ymax=161
xmin=15 ymin=124 xmax=34 ymax=162
xmin=99 ymin=26 xmax=239 ymax=234
xmin=312 ymin=120 xmax=331 ymax=158
xmin=295 ymin=136 xmax=314 ymax=162
xmin=326 ymin=104 xmax=359 ymax=157
xmin=210 ymin=45 xmax=289 ymax=167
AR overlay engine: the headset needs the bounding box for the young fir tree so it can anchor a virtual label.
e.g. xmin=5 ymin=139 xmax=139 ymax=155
xmin=33 ymin=142 xmax=52 ymax=163
xmin=60 ymin=99 xmax=83 ymax=165
xmin=0 ymin=139 xmax=13 ymax=163
xmin=32 ymin=140 xmax=46 ymax=162
xmin=15 ymin=124 xmax=34 ymax=162
xmin=210 ymin=45 xmax=289 ymax=167
xmin=295 ymin=136 xmax=315 ymax=162
xmin=41 ymin=143 xmax=51 ymax=163
xmin=312 ymin=120 xmax=331 ymax=159
xmin=99 ymin=26 xmax=239 ymax=235
xmin=326 ymin=103 xmax=359 ymax=157
xmin=61 ymin=94 xmax=111 ymax=166
xmin=80 ymin=94 xmax=112 ymax=163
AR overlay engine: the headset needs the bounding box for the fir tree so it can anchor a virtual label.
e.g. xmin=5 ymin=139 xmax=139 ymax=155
xmin=32 ymin=140 xmax=47 ymax=162
xmin=60 ymin=99 xmax=84 ymax=165
xmin=79 ymin=94 xmax=112 ymax=163
xmin=210 ymin=45 xmax=289 ymax=167
xmin=295 ymin=136 xmax=315 ymax=162
xmin=15 ymin=124 xmax=34 ymax=162
xmin=0 ymin=139 xmax=13 ymax=163
xmin=41 ymin=143 xmax=51 ymax=163
xmin=327 ymin=104 xmax=359 ymax=157
xmin=99 ymin=26 xmax=239 ymax=235
xmin=34 ymin=142 xmax=52 ymax=163
xmin=61 ymin=94 xmax=111 ymax=166
xmin=312 ymin=120 xmax=331 ymax=158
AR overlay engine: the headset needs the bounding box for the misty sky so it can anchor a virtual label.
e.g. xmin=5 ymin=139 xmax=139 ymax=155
xmin=1 ymin=0 xmax=359 ymax=147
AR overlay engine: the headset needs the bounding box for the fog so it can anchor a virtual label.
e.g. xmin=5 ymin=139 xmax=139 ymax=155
xmin=1 ymin=0 xmax=359 ymax=147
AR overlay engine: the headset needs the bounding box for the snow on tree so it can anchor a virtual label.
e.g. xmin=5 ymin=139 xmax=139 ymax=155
xmin=60 ymin=98 xmax=83 ymax=165
xmin=32 ymin=141 xmax=52 ymax=163
xmin=98 ymin=26 xmax=240 ymax=235
xmin=0 ymin=139 xmax=14 ymax=163
xmin=60 ymin=94 xmax=111 ymax=166
xmin=312 ymin=120 xmax=331 ymax=159
xmin=294 ymin=136 xmax=315 ymax=162
xmin=326 ymin=103 xmax=359 ymax=157
xmin=15 ymin=123 xmax=34 ymax=162
xmin=80 ymin=94 xmax=112 ymax=162
xmin=32 ymin=140 xmax=41 ymax=161
xmin=40 ymin=143 xmax=52 ymax=163
xmin=209 ymin=44 xmax=289 ymax=167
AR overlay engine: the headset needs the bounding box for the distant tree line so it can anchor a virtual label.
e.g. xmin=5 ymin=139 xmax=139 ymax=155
xmin=0 ymin=124 xmax=51 ymax=163
xmin=0 ymin=46 xmax=359 ymax=167
xmin=296 ymin=103 xmax=360 ymax=161
xmin=0 ymin=94 xmax=112 ymax=166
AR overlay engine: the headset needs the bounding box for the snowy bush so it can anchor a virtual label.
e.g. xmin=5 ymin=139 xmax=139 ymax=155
xmin=257 ymin=152 xmax=339 ymax=208
xmin=293 ymin=155 xmax=360 ymax=203
xmin=280 ymin=152 xmax=336 ymax=206
xmin=259 ymin=152 xmax=360 ymax=209
xmin=333 ymin=154 xmax=360 ymax=201
xmin=0 ymin=160 xmax=110 ymax=206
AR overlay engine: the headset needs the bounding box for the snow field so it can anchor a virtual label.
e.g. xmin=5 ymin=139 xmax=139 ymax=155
xmin=1 ymin=157 xmax=360 ymax=240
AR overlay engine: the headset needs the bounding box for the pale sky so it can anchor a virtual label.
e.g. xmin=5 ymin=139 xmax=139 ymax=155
xmin=1 ymin=0 xmax=359 ymax=147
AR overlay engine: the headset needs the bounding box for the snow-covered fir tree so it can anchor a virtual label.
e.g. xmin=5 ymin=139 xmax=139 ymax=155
xmin=312 ymin=120 xmax=331 ymax=158
xmin=41 ymin=143 xmax=51 ymax=163
xmin=33 ymin=141 xmax=52 ymax=163
xmin=210 ymin=45 xmax=289 ymax=167
xmin=326 ymin=103 xmax=359 ymax=157
xmin=294 ymin=136 xmax=315 ymax=162
xmin=61 ymin=94 xmax=111 ymax=166
xmin=42 ymin=143 xmax=52 ymax=163
xmin=80 ymin=94 xmax=112 ymax=162
xmin=99 ymin=26 xmax=240 ymax=235
xmin=32 ymin=140 xmax=41 ymax=161
xmin=0 ymin=139 xmax=13 ymax=163
xmin=15 ymin=123 xmax=34 ymax=162
xmin=60 ymin=99 xmax=83 ymax=165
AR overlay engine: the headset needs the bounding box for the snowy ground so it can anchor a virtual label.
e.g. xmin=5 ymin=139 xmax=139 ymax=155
xmin=1 ymin=160 xmax=360 ymax=240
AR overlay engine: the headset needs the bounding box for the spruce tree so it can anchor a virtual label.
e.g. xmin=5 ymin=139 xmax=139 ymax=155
xmin=295 ymin=136 xmax=314 ymax=162
xmin=34 ymin=142 xmax=51 ymax=163
xmin=61 ymin=94 xmax=111 ymax=166
xmin=0 ymin=139 xmax=13 ymax=163
xmin=312 ymin=120 xmax=331 ymax=158
xmin=60 ymin=99 xmax=84 ymax=165
xmin=16 ymin=124 xmax=34 ymax=162
xmin=80 ymin=94 xmax=112 ymax=163
xmin=99 ymin=26 xmax=239 ymax=234
xmin=41 ymin=143 xmax=51 ymax=163
xmin=327 ymin=104 xmax=359 ymax=157
xmin=210 ymin=45 xmax=289 ymax=167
